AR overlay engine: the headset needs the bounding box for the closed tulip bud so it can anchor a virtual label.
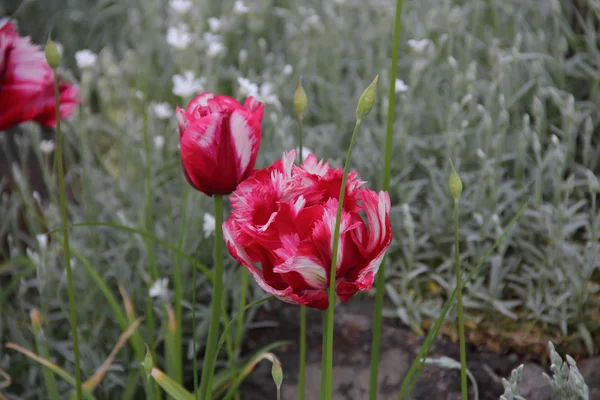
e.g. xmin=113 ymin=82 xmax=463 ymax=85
xmin=45 ymin=39 xmax=61 ymax=69
xmin=293 ymin=77 xmax=308 ymax=118
xmin=449 ymin=160 xmax=463 ymax=200
xmin=176 ymin=92 xmax=264 ymax=196
xmin=356 ymin=75 xmax=379 ymax=120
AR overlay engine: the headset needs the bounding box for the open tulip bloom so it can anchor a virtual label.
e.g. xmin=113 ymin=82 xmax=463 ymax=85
xmin=224 ymin=150 xmax=392 ymax=310
xmin=0 ymin=19 xmax=79 ymax=132
xmin=176 ymin=92 xmax=264 ymax=196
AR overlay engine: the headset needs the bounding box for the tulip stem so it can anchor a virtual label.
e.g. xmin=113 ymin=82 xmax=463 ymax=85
xmin=192 ymin=266 xmax=199 ymax=394
xmin=454 ymin=198 xmax=468 ymax=400
xmin=52 ymin=70 xmax=83 ymax=400
xmin=324 ymin=119 xmax=363 ymax=399
xmin=297 ymin=115 xmax=307 ymax=400
xmin=369 ymin=0 xmax=404 ymax=398
xmin=198 ymin=194 xmax=225 ymax=400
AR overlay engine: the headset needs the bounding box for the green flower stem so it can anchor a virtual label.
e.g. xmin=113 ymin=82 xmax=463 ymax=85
xmin=52 ymin=70 xmax=83 ymax=400
xmin=198 ymin=194 xmax=225 ymax=400
xmin=233 ymin=268 xmax=250 ymax=400
xmin=298 ymin=116 xmax=307 ymax=400
xmin=369 ymin=0 xmax=404 ymax=398
xmin=192 ymin=266 xmax=199 ymax=394
xmin=319 ymin=313 xmax=328 ymax=399
xmin=324 ymin=119 xmax=363 ymax=399
xmin=454 ymin=199 xmax=468 ymax=400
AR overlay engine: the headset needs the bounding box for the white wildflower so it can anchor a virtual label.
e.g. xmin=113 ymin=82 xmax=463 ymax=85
xmin=395 ymin=79 xmax=408 ymax=93
xmin=259 ymin=82 xmax=280 ymax=107
xmin=476 ymin=148 xmax=486 ymax=159
xmin=173 ymin=71 xmax=206 ymax=97
xmin=448 ymin=56 xmax=458 ymax=69
xmin=40 ymin=140 xmax=55 ymax=154
xmin=32 ymin=191 xmax=42 ymax=205
xmin=551 ymin=134 xmax=560 ymax=146
xmin=154 ymin=136 xmax=165 ymax=151
xmin=203 ymin=213 xmax=216 ymax=238
xmin=239 ymin=49 xmax=248 ymax=63
xmin=149 ymin=278 xmax=169 ymax=298
xmin=407 ymin=38 xmax=432 ymax=53
xmin=237 ymin=77 xmax=260 ymax=98
xmin=167 ymin=25 xmax=192 ymax=50
xmin=135 ymin=90 xmax=145 ymax=101
xmin=74 ymin=49 xmax=97 ymax=69
xmin=282 ymin=64 xmax=293 ymax=76
xmin=26 ymin=248 xmax=40 ymax=266
xmin=296 ymin=146 xmax=314 ymax=159
xmin=233 ymin=1 xmax=249 ymax=15
xmin=151 ymin=102 xmax=173 ymax=119
xmin=207 ymin=41 xmax=226 ymax=58
xmin=208 ymin=17 xmax=221 ymax=32
xmin=36 ymin=234 xmax=48 ymax=252
xmin=169 ymin=0 xmax=192 ymax=14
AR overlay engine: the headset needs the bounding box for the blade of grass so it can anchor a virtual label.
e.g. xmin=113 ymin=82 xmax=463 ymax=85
xmin=396 ymin=200 xmax=530 ymax=399
xmin=5 ymin=343 xmax=95 ymax=400
xmin=151 ymin=369 xmax=194 ymax=400
xmin=48 ymin=222 xmax=212 ymax=280
xmin=30 ymin=309 xmax=60 ymax=400
xmin=370 ymin=1 xmax=404 ymax=399
xmin=165 ymin=304 xmax=178 ymax=400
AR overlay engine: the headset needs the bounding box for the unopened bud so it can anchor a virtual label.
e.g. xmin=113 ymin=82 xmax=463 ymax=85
xmin=293 ymin=77 xmax=308 ymax=118
xmin=142 ymin=345 xmax=154 ymax=380
xmin=45 ymin=39 xmax=61 ymax=69
xmin=356 ymin=75 xmax=378 ymax=120
xmin=449 ymin=160 xmax=463 ymax=200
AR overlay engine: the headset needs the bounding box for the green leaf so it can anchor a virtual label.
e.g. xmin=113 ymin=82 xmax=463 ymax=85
xmin=151 ymin=368 xmax=194 ymax=400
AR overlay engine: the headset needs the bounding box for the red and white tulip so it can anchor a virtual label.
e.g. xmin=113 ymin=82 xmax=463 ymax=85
xmin=223 ymin=150 xmax=392 ymax=310
xmin=176 ymin=92 xmax=264 ymax=196
xmin=0 ymin=19 xmax=79 ymax=132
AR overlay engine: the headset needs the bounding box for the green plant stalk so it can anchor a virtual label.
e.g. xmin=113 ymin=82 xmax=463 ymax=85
xmin=454 ymin=199 xmax=468 ymax=400
xmin=52 ymin=70 xmax=83 ymax=400
xmin=221 ymin=291 xmax=238 ymax=399
xmin=142 ymin=100 xmax=160 ymax=400
xmin=319 ymin=314 xmax=328 ymax=399
xmin=324 ymin=119 xmax=362 ymax=399
xmin=298 ymin=116 xmax=307 ymax=400
xmin=174 ymin=187 xmax=191 ymax=385
xmin=233 ymin=269 xmax=250 ymax=400
xmin=397 ymin=200 xmax=530 ymax=399
xmin=370 ymin=1 xmax=404 ymax=398
xmin=32 ymin=318 xmax=60 ymax=400
xmin=192 ymin=267 xmax=199 ymax=394
xmin=198 ymin=194 xmax=225 ymax=399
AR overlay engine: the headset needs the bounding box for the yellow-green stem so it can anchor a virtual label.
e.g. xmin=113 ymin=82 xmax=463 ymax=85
xmin=297 ymin=116 xmax=307 ymax=400
xmin=233 ymin=268 xmax=250 ymax=400
xmin=319 ymin=313 xmax=328 ymax=399
xmin=198 ymin=194 xmax=225 ymax=399
xmin=324 ymin=119 xmax=362 ymax=399
xmin=53 ymin=71 xmax=83 ymax=399
xmin=369 ymin=1 xmax=404 ymax=398
xmin=454 ymin=199 xmax=468 ymax=400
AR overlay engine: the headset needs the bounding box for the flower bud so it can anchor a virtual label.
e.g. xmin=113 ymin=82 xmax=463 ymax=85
xmin=356 ymin=75 xmax=379 ymax=120
xmin=271 ymin=355 xmax=283 ymax=389
xmin=45 ymin=39 xmax=61 ymax=69
xmin=449 ymin=160 xmax=463 ymax=200
xmin=293 ymin=77 xmax=308 ymax=118
xmin=30 ymin=308 xmax=43 ymax=334
xmin=142 ymin=345 xmax=154 ymax=380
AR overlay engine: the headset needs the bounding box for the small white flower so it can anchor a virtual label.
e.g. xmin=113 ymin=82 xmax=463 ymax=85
xmin=36 ymin=234 xmax=48 ymax=251
xmin=167 ymin=25 xmax=192 ymax=50
xmin=233 ymin=1 xmax=249 ymax=14
xmin=135 ymin=90 xmax=145 ymax=101
xmin=40 ymin=140 xmax=55 ymax=154
xmin=172 ymin=71 xmax=206 ymax=98
xmin=169 ymin=0 xmax=192 ymax=14
xmin=151 ymin=102 xmax=173 ymax=119
xmin=154 ymin=136 xmax=165 ymax=151
xmin=207 ymin=41 xmax=226 ymax=58
xmin=282 ymin=64 xmax=293 ymax=76
xmin=203 ymin=213 xmax=216 ymax=238
xmin=149 ymin=278 xmax=169 ymax=298
xmin=208 ymin=17 xmax=221 ymax=32
xmin=237 ymin=77 xmax=260 ymax=98
xmin=448 ymin=56 xmax=458 ymax=69
xmin=551 ymin=134 xmax=560 ymax=146
xmin=259 ymin=82 xmax=280 ymax=106
xmin=239 ymin=49 xmax=248 ymax=63
xmin=476 ymin=148 xmax=486 ymax=159
xmin=26 ymin=248 xmax=40 ymax=266
xmin=395 ymin=79 xmax=408 ymax=93
xmin=74 ymin=49 xmax=97 ymax=69
xmin=407 ymin=38 xmax=432 ymax=53
xmin=296 ymin=146 xmax=314 ymax=159
xmin=32 ymin=191 xmax=42 ymax=205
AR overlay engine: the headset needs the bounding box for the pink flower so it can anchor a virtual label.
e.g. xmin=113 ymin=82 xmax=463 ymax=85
xmin=223 ymin=150 xmax=392 ymax=310
xmin=176 ymin=92 xmax=264 ymax=196
xmin=0 ymin=20 xmax=80 ymax=132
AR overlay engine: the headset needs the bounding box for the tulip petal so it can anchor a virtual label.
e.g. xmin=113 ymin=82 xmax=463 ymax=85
xmin=243 ymin=96 xmax=264 ymax=121
xmin=228 ymin=108 xmax=262 ymax=181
